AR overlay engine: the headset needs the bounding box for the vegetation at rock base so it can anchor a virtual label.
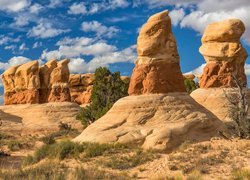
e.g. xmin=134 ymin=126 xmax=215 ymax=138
xmin=184 ymin=79 xmax=199 ymax=94
xmin=225 ymin=75 xmax=250 ymax=139
xmin=0 ymin=162 xmax=129 ymax=180
xmin=76 ymin=67 xmax=129 ymax=126
xmin=22 ymin=141 xmax=159 ymax=168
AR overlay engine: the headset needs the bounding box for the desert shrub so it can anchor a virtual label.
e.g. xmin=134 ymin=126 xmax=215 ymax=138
xmin=224 ymin=75 xmax=250 ymax=138
xmin=58 ymin=122 xmax=71 ymax=131
xmin=100 ymin=149 xmax=159 ymax=170
xmin=76 ymin=67 xmax=129 ymax=126
xmin=184 ymin=79 xmax=198 ymax=94
xmin=7 ymin=140 xmax=23 ymax=151
xmin=0 ymin=162 xmax=129 ymax=180
xmin=24 ymin=141 xmax=136 ymax=165
xmin=41 ymin=135 xmax=55 ymax=145
xmin=232 ymin=168 xmax=250 ymax=180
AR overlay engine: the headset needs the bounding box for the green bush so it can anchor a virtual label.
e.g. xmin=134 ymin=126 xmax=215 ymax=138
xmin=76 ymin=67 xmax=129 ymax=126
xmin=7 ymin=141 xmax=23 ymax=151
xmin=184 ymin=79 xmax=198 ymax=94
xmin=41 ymin=135 xmax=55 ymax=145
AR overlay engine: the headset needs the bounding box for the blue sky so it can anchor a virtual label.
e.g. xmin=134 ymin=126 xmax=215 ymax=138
xmin=0 ymin=0 xmax=250 ymax=92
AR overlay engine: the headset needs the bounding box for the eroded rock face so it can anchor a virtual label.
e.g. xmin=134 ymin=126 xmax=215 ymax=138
xmin=2 ymin=59 xmax=72 ymax=105
xmin=128 ymin=10 xmax=185 ymax=95
xmin=69 ymin=74 xmax=94 ymax=104
xmin=74 ymin=94 xmax=222 ymax=150
xmin=3 ymin=61 xmax=40 ymax=105
xmin=48 ymin=59 xmax=71 ymax=102
xmin=199 ymin=19 xmax=248 ymax=88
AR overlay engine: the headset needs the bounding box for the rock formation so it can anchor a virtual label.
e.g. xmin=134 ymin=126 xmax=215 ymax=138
xmin=48 ymin=59 xmax=71 ymax=102
xmin=191 ymin=19 xmax=248 ymax=122
xmin=199 ymin=19 xmax=248 ymax=88
xmin=69 ymin=74 xmax=94 ymax=104
xmin=2 ymin=61 xmax=40 ymax=105
xmin=2 ymin=59 xmax=72 ymax=105
xmin=128 ymin=10 xmax=185 ymax=95
xmin=74 ymin=10 xmax=222 ymax=151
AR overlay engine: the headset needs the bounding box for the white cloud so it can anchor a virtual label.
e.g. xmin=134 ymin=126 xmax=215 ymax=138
xmin=68 ymin=45 xmax=136 ymax=74
xmin=68 ymin=0 xmax=129 ymax=15
xmin=169 ymin=8 xmax=185 ymax=26
xmin=41 ymin=50 xmax=63 ymax=61
xmin=19 ymin=43 xmax=28 ymax=51
xmin=0 ymin=56 xmax=31 ymax=70
xmin=48 ymin=0 xmax=62 ymax=8
xmin=27 ymin=21 xmax=70 ymax=39
xmin=29 ymin=3 xmax=43 ymax=14
xmin=68 ymin=2 xmax=87 ymax=15
xmin=33 ymin=42 xmax=42 ymax=48
xmin=4 ymin=45 xmax=16 ymax=51
xmin=81 ymin=21 xmax=119 ymax=38
xmin=0 ymin=35 xmax=21 ymax=46
xmin=41 ymin=36 xmax=136 ymax=74
xmin=0 ymin=0 xmax=30 ymax=12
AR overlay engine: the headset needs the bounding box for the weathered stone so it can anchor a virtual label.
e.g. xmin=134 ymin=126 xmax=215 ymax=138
xmin=2 ymin=60 xmax=40 ymax=105
xmin=74 ymin=10 xmax=223 ymax=151
xmin=199 ymin=19 xmax=248 ymax=88
xmin=69 ymin=74 xmax=94 ymax=104
xmin=128 ymin=10 xmax=185 ymax=95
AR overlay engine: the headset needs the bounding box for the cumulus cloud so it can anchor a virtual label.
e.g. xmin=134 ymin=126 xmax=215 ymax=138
xmin=29 ymin=3 xmax=43 ymax=14
xmin=41 ymin=49 xmax=63 ymax=61
xmin=140 ymin=0 xmax=250 ymax=45
xmin=33 ymin=42 xmax=42 ymax=48
xmin=68 ymin=2 xmax=87 ymax=15
xmin=68 ymin=0 xmax=129 ymax=15
xmin=81 ymin=21 xmax=119 ymax=38
xmin=68 ymin=45 xmax=136 ymax=74
xmin=0 ymin=0 xmax=30 ymax=12
xmin=41 ymin=36 xmax=136 ymax=74
xmin=0 ymin=56 xmax=31 ymax=70
xmin=19 ymin=43 xmax=28 ymax=51
xmin=169 ymin=8 xmax=185 ymax=26
xmin=27 ymin=21 xmax=70 ymax=39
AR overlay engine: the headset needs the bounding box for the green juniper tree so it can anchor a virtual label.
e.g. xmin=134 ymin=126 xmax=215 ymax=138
xmin=76 ymin=67 xmax=129 ymax=127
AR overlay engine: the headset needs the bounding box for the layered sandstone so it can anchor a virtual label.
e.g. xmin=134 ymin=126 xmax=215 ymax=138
xmin=69 ymin=74 xmax=94 ymax=104
xmin=2 ymin=61 xmax=40 ymax=105
xmin=2 ymin=59 xmax=71 ymax=105
xmin=191 ymin=19 xmax=248 ymax=122
xmin=74 ymin=10 xmax=222 ymax=151
xmin=128 ymin=10 xmax=185 ymax=95
xmin=199 ymin=19 xmax=248 ymax=88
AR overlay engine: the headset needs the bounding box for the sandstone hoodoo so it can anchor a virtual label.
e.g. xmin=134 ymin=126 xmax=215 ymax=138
xmin=191 ymin=19 xmax=248 ymax=122
xmin=128 ymin=10 xmax=186 ymax=95
xmin=74 ymin=10 xmax=222 ymax=151
xmin=199 ymin=19 xmax=248 ymax=88
xmin=2 ymin=59 xmax=72 ymax=105
xmin=69 ymin=74 xmax=94 ymax=104
xmin=2 ymin=61 xmax=40 ymax=105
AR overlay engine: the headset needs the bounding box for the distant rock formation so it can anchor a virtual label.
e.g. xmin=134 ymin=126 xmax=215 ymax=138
xmin=2 ymin=59 xmax=84 ymax=105
xmin=74 ymin=10 xmax=222 ymax=151
xmin=128 ymin=10 xmax=185 ymax=95
xmin=2 ymin=61 xmax=40 ymax=105
xmin=199 ymin=19 xmax=248 ymax=88
xmin=69 ymin=74 xmax=94 ymax=105
xmin=191 ymin=19 xmax=248 ymax=122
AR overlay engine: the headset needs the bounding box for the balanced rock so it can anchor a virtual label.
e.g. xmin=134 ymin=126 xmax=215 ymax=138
xmin=128 ymin=10 xmax=185 ymax=95
xmin=191 ymin=19 xmax=248 ymax=122
xmin=69 ymin=74 xmax=94 ymax=104
xmin=74 ymin=10 xmax=222 ymax=151
xmin=199 ymin=19 xmax=248 ymax=88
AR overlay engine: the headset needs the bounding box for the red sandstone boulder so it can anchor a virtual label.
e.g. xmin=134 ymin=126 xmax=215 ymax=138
xmin=128 ymin=10 xmax=185 ymax=95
